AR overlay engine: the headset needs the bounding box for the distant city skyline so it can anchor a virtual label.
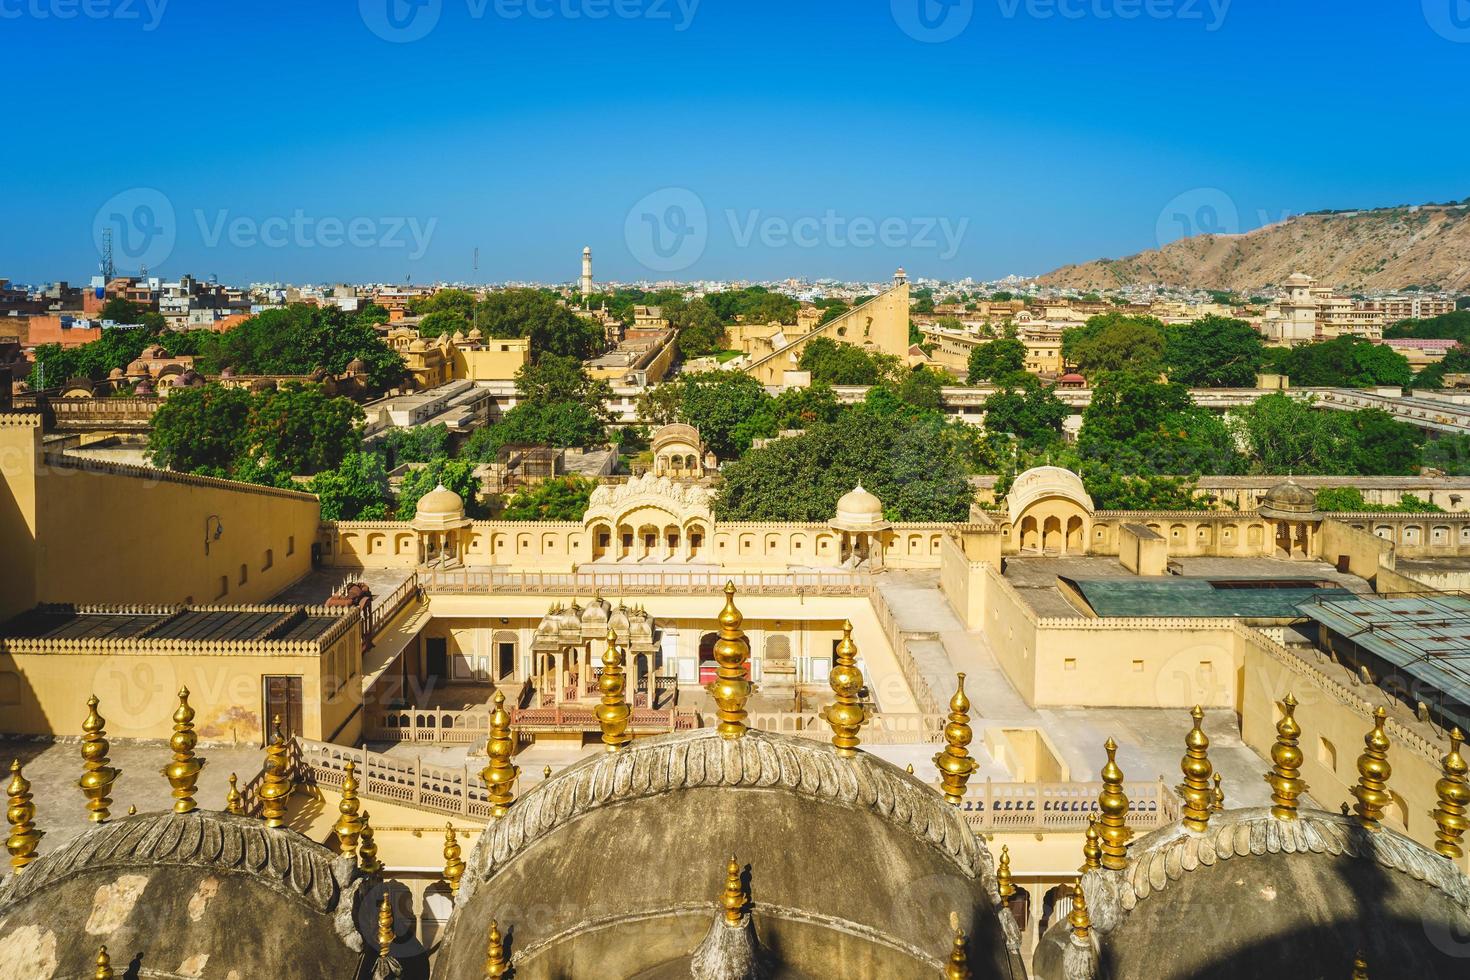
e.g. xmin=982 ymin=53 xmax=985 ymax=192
xmin=4 ymin=1 xmax=1467 ymax=284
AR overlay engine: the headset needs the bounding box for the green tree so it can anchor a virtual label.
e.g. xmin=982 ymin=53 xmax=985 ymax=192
xmin=1229 ymin=394 xmax=1356 ymax=474
xmin=676 ymin=372 xmax=774 ymax=459
xmin=705 ymin=286 xmax=799 ymax=326
xmin=897 ymin=367 xmax=947 ymax=411
xmin=372 ymin=424 xmax=452 ymax=467
xmin=411 ymin=288 xmax=478 ymax=319
xmin=99 ymin=297 xmax=148 ymax=323
xmin=147 ymin=384 xmax=252 ymax=472
xmin=715 ymin=406 xmax=974 ymax=522
xmin=245 ymin=384 xmax=364 ymax=475
xmin=667 ymin=298 xmax=726 ymax=358
xmin=311 ymin=452 xmax=391 ymax=521
xmin=203 ymin=304 xmax=404 ymax=390
xmin=966 ymin=339 xmax=1027 ymax=384
xmin=1421 ymin=433 xmax=1470 ymax=475
xmin=798 ymin=337 xmax=897 ymax=386
xmin=396 ymin=457 xmax=483 ymax=519
xmin=1078 ymin=374 xmax=1241 ymax=476
xmin=471 ymin=401 xmax=607 ymax=459
xmin=635 ymin=385 xmax=683 ymax=426
xmin=982 ymin=379 xmax=1067 ymax=447
xmin=1063 ymin=313 xmax=1166 ymax=376
xmin=1278 ymin=336 xmax=1413 ymax=388
xmin=473 ymin=288 xmax=604 ymax=361
xmin=515 ymin=354 xmax=611 ymax=416
xmin=1163 ymin=316 xmax=1265 ymax=388
xmin=418 ymin=310 xmax=471 ymax=339
xmin=499 ymin=476 xmax=595 ymax=521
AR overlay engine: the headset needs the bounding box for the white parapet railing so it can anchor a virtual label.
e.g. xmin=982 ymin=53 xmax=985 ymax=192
xmin=293 ymin=736 xmax=1179 ymax=833
xmin=421 ymin=568 xmax=874 ymax=596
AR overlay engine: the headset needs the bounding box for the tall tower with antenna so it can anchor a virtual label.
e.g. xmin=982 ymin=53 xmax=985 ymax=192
xmin=100 ymin=228 xmax=116 ymax=282
xmin=581 ymin=246 xmax=594 ymax=299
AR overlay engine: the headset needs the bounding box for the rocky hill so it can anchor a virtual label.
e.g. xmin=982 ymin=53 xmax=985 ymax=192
xmin=1037 ymin=203 xmax=1470 ymax=293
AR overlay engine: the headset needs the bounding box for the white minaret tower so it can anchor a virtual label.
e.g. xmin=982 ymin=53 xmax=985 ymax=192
xmin=581 ymin=246 xmax=594 ymax=299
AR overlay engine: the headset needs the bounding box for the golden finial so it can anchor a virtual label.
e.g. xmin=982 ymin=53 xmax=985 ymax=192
xmin=94 ymin=945 xmax=113 ymax=980
xmin=997 ymin=845 xmax=1016 ymax=900
xmin=906 ymin=763 xmax=915 ymax=774
xmin=709 ymin=582 xmax=752 ymax=739
xmin=945 ymin=928 xmax=971 ymax=980
xmin=162 ymin=687 xmax=203 ymax=814
xmin=5 ymin=759 xmax=39 ymax=873
xmin=258 ymin=715 xmax=292 ymax=829
xmin=1179 ymin=706 xmax=1214 ymax=832
xmin=824 ymin=621 xmax=867 ymax=757
xmin=334 ymin=760 xmax=363 ymax=856
xmin=1212 ymin=772 xmax=1225 ymax=812
xmin=1432 ymin=727 xmax=1468 ymax=860
xmin=933 ymin=674 xmax=977 ymax=805
xmin=1081 ymin=814 xmax=1102 ymax=872
xmin=1097 ymin=738 xmax=1132 ymax=870
xmin=78 ymin=695 xmax=117 ymax=824
xmin=127 ymin=804 xmax=136 ymax=816
xmin=1265 ymin=694 xmax=1306 ymax=820
xmin=1069 ymin=881 xmax=1092 ymax=940
xmin=358 ymin=810 xmax=382 ymax=876
xmin=1353 ymin=951 xmax=1369 ymax=979
xmin=224 ymin=773 xmax=243 ymax=815
xmin=377 ymin=891 xmax=394 ymax=959
xmin=481 ymin=691 xmax=519 ymax=818
xmin=1352 ymin=706 xmax=1393 ymax=831
xmin=597 ymin=630 xmax=632 ymax=752
xmin=485 ymin=920 xmax=509 ymax=978
xmin=543 ymin=765 xmax=552 ymax=779
xmin=721 ymin=855 xmax=745 ymax=925
xmin=444 ymin=822 xmax=466 ymax=896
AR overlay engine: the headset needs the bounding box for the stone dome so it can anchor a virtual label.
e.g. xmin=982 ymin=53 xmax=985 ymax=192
xmin=0 ymin=809 xmax=370 ymax=979
xmin=345 ymin=358 xmax=367 ymax=375
xmin=831 ymin=485 xmax=890 ymax=532
xmin=467 ymin=327 xmax=483 ymax=341
xmin=125 ymin=359 xmax=149 ymax=378
xmin=431 ymin=728 xmax=1024 ymax=979
xmin=107 ymin=367 xmax=125 ymax=380
xmin=1033 ymin=806 xmax=1470 ymax=980
xmin=1259 ymin=479 xmax=1321 ymax=520
xmin=408 ymin=337 xmax=429 ymax=352
xmin=220 ymin=365 xmax=236 ymax=378
xmin=413 ymin=483 xmax=469 ymax=532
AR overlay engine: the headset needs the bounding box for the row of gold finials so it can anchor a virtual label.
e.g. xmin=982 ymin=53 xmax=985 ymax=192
xmin=7 ymin=585 xmax=1470 ymax=978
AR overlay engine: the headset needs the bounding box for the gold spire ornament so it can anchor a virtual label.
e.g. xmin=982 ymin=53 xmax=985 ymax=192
xmin=78 ymin=695 xmax=118 ymax=824
xmin=934 ymin=674 xmax=978 ymax=805
xmin=6 ymin=759 xmax=40 ymax=873
xmin=224 ymin=773 xmax=244 ymax=815
xmin=334 ymin=760 xmax=364 ymax=855
xmin=1179 ymin=706 xmax=1214 ymax=832
xmin=543 ymin=765 xmax=552 ymax=779
xmin=1265 ymin=694 xmax=1307 ymax=820
xmin=997 ymin=845 xmax=1016 ymax=900
xmin=722 ymin=855 xmax=746 ymax=924
xmin=1352 ymin=706 xmax=1393 ymax=831
xmin=1432 ymin=727 xmax=1469 ymax=860
xmin=162 ymin=687 xmax=203 ymax=814
xmin=1353 ymin=952 xmax=1369 ymax=979
xmin=945 ymin=929 xmax=971 ymax=980
xmin=709 ymin=583 xmax=752 ymax=739
xmin=485 ymin=920 xmax=509 ymax=978
xmin=94 ymin=946 xmax=113 ymax=980
xmin=824 ymin=621 xmax=867 ymax=757
xmin=358 ymin=810 xmax=383 ymax=876
xmin=377 ymin=891 xmax=395 ymax=959
xmin=258 ymin=716 xmax=292 ymax=829
xmin=1097 ymin=739 xmax=1132 ymax=870
xmin=1069 ymin=882 xmax=1092 ymax=940
xmin=596 ymin=630 xmax=632 ymax=752
xmin=1212 ymin=772 xmax=1225 ymax=812
xmin=1081 ymin=815 xmax=1103 ymax=872
xmin=481 ymin=691 xmax=519 ymax=818
xmin=444 ymin=823 xmax=466 ymax=895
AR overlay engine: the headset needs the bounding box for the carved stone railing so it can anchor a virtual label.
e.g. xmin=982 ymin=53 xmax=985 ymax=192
xmin=296 ymin=737 xmax=495 ymax=819
xmin=746 ymin=711 xmax=945 ymax=744
xmin=364 ymin=703 xmax=698 ymax=744
xmin=958 ymin=778 xmax=1180 ymax=834
xmin=869 ymin=587 xmax=943 ymax=716
xmin=421 ymin=568 xmax=874 ymax=596
xmin=364 ymin=573 xmax=423 ymax=643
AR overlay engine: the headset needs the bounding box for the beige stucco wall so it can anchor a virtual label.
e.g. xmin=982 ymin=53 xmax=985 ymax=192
xmin=745 ymin=284 xmax=911 ymax=386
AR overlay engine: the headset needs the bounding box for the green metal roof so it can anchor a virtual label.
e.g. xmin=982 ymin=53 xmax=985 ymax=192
xmin=1065 ymin=577 xmax=1355 ymax=619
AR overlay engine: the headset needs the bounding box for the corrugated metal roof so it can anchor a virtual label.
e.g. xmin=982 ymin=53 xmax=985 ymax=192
xmin=1067 ymin=577 xmax=1354 ymax=619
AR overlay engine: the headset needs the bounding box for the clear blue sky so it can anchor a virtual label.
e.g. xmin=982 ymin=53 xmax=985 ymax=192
xmin=3 ymin=0 xmax=1466 ymax=285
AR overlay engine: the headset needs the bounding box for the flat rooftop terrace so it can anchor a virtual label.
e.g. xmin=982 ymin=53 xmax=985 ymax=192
xmin=0 ymin=605 xmax=347 ymax=645
xmin=1004 ymin=555 xmax=1371 ymax=619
